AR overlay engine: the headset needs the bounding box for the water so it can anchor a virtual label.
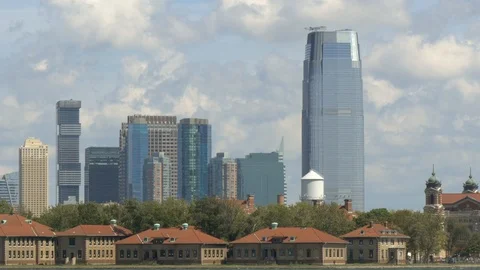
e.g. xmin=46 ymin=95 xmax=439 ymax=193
xmin=9 ymin=267 xmax=480 ymax=270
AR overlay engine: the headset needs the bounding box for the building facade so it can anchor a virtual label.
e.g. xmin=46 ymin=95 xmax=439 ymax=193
xmin=56 ymin=100 xmax=82 ymax=204
xmin=85 ymin=147 xmax=120 ymax=203
xmin=229 ymin=223 xmax=347 ymax=265
xmin=178 ymin=118 xmax=211 ymax=202
xmin=208 ymin=153 xmax=238 ymax=199
xmin=56 ymin=220 xmax=132 ymax=265
xmin=115 ymin=223 xmax=227 ymax=265
xmin=237 ymin=151 xmax=285 ymax=206
xmin=301 ymin=28 xmax=365 ymax=211
xmin=0 ymin=214 xmax=55 ymax=265
xmin=19 ymin=138 xmax=49 ymax=217
xmin=119 ymin=115 xmax=178 ymax=201
xmin=127 ymin=118 xmax=149 ymax=201
xmin=143 ymin=152 xmax=171 ymax=202
xmin=0 ymin=172 xmax=19 ymax=210
xmin=341 ymin=222 xmax=409 ymax=264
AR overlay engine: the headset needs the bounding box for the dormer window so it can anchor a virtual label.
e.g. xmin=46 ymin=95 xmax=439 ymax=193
xmin=261 ymin=237 xmax=267 ymax=242
xmin=289 ymin=236 xmax=296 ymax=242
xmin=169 ymin=238 xmax=176 ymax=243
xmin=360 ymin=230 xmax=364 ymax=235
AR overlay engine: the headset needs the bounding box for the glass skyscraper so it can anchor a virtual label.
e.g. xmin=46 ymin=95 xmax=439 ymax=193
xmin=56 ymin=100 xmax=81 ymax=204
xmin=178 ymin=118 xmax=211 ymax=202
xmin=208 ymin=153 xmax=238 ymax=199
xmin=0 ymin=172 xmax=19 ymax=210
xmin=85 ymin=147 xmax=120 ymax=203
xmin=302 ymin=28 xmax=365 ymax=211
xmin=127 ymin=119 xmax=149 ymax=201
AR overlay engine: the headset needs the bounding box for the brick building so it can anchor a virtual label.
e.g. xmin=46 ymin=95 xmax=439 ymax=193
xmin=229 ymin=223 xmax=348 ymax=265
xmin=341 ymin=222 xmax=409 ymax=264
xmin=56 ymin=220 xmax=132 ymax=265
xmin=0 ymin=214 xmax=55 ymax=265
xmin=115 ymin=223 xmax=227 ymax=265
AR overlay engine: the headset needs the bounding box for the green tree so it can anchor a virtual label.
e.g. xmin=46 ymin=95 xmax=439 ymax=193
xmin=355 ymin=208 xmax=392 ymax=227
xmin=445 ymin=219 xmax=471 ymax=257
xmin=78 ymin=202 xmax=105 ymax=225
xmin=0 ymin=200 xmax=13 ymax=214
xmin=313 ymin=203 xmax=355 ymax=236
xmin=465 ymin=233 xmax=480 ymax=257
xmin=156 ymin=198 xmax=191 ymax=228
xmin=248 ymin=203 xmax=293 ymax=232
xmin=35 ymin=204 xmax=79 ymax=231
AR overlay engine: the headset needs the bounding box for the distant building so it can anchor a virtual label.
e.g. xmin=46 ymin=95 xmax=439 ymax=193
xmin=0 ymin=214 xmax=56 ymax=265
xmin=143 ymin=152 xmax=171 ymax=202
xmin=237 ymin=149 xmax=286 ymax=206
xmin=229 ymin=223 xmax=347 ymax=265
xmin=56 ymin=220 xmax=132 ymax=265
xmin=208 ymin=153 xmax=238 ymax=199
xmin=178 ymin=118 xmax=211 ymax=202
xmin=119 ymin=115 xmax=178 ymax=201
xmin=85 ymin=147 xmax=120 ymax=203
xmin=115 ymin=223 xmax=227 ymax=265
xmin=127 ymin=118 xmax=149 ymax=201
xmin=234 ymin=194 xmax=257 ymax=215
xmin=56 ymin=100 xmax=82 ymax=204
xmin=341 ymin=222 xmax=409 ymax=264
xmin=300 ymin=169 xmax=325 ymax=206
xmin=0 ymin=172 xmax=19 ymax=210
xmin=19 ymin=137 xmax=49 ymax=217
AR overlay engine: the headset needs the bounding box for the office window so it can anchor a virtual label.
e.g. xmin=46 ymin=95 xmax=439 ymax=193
xmin=133 ymin=250 xmax=138 ymax=258
xmin=337 ymin=249 xmax=340 ymax=257
xmin=369 ymin=249 xmax=374 ymax=258
xmin=193 ymin=249 xmax=198 ymax=258
xmin=216 ymin=249 xmax=220 ymax=257
xmin=63 ymin=250 xmax=67 ymax=258
xmin=168 ymin=249 xmax=174 ymax=257
xmin=120 ymin=250 xmax=125 ymax=258
xmin=153 ymin=250 xmax=158 ymax=259
xmin=185 ymin=250 xmax=190 ymax=258
xmin=102 ymin=250 xmax=105 ymax=257
xmin=306 ymin=249 xmax=311 ymax=258
xmin=252 ymin=249 xmax=256 ymax=257
xmin=76 ymin=250 xmax=81 ymax=259
xmin=244 ymin=249 xmax=248 ymax=257
xmin=46 ymin=251 xmax=49 ymax=258
xmin=8 ymin=251 xmax=11 ymax=258
xmin=69 ymin=238 xmax=76 ymax=246
xmin=160 ymin=250 xmax=166 ymax=257
xmin=127 ymin=250 xmax=131 ymax=258
xmin=287 ymin=248 xmax=293 ymax=256
xmin=89 ymin=250 xmax=92 ymax=258
xmin=179 ymin=250 xmax=183 ymax=258
xmin=369 ymin=239 xmax=373 ymax=245
xmin=359 ymin=240 xmax=363 ymax=245
xmin=236 ymin=249 xmax=241 ymax=258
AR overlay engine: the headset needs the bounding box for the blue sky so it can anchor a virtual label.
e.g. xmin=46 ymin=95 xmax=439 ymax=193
xmin=1 ymin=0 xmax=480 ymax=211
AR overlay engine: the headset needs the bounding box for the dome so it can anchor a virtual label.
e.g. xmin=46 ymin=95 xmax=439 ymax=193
xmin=463 ymin=168 xmax=478 ymax=193
xmin=426 ymin=165 xmax=441 ymax=188
xmin=302 ymin=169 xmax=324 ymax=180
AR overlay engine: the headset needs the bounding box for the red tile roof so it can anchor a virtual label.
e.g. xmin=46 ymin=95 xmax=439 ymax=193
xmin=231 ymin=227 xmax=347 ymax=244
xmin=341 ymin=223 xmax=409 ymax=239
xmin=0 ymin=214 xmax=55 ymax=237
xmin=116 ymin=226 xmax=227 ymax=245
xmin=442 ymin=193 xmax=480 ymax=204
xmin=57 ymin=225 xmax=132 ymax=237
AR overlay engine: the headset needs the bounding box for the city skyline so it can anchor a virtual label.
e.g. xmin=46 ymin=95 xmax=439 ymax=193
xmin=1 ymin=0 xmax=479 ymax=210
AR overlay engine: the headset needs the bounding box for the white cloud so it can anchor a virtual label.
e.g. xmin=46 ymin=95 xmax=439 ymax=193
xmin=171 ymin=85 xmax=221 ymax=117
xmin=32 ymin=59 xmax=48 ymax=72
xmin=446 ymin=79 xmax=480 ymax=102
xmin=48 ymin=70 xmax=79 ymax=86
xmin=364 ymin=76 xmax=404 ymax=109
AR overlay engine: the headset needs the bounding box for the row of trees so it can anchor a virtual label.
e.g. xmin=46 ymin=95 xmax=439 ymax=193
xmin=0 ymin=198 xmax=468 ymax=261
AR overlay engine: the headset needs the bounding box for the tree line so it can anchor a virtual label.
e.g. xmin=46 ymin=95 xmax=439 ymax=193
xmin=0 ymin=198 xmax=467 ymax=262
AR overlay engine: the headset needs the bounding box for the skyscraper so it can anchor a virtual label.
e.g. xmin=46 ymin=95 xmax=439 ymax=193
xmin=178 ymin=118 xmax=211 ymax=202
xmin=143 ymin=152 xmax=171 ymax=202
xmin=56 ymin=100 xmax=81 ymax=204
xmin=237 ymin=150 xmax=286 ymax=206
xmin=19 ymin=138 xmax=49 ymax=217
xmin=118 ymin=115 xmax=178 ymax=201
xmin=0 ymin=172 xmax=19 ymax=210
xmin=84 ymin=147 xmax=120 ymax=203
xmin=301 ymin=27 xmax=364 ymax=211
xmin=127 ymin=118 xmax=149 ymax=201
xmin=208 ymin=153 xmax=238 ymax=199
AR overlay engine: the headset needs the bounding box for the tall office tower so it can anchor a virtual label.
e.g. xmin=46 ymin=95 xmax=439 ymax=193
xmin=301 ymin=27 xmax=364 ymax=211
xmin=84 ymin=147 xmax=120 ymax=203
xmin=237 ymin=149 xmax=286 ymax=206
xmin=56 ymin=100 xmax=81 ymax=204
xmin=0 ymin=172 xmax=19 ymax=210
xmin=19 ymin=138 xmax=49 ymax=217
xmin=143 ymin=152 xmax=171 ymax=202
xmin=119 ymin=115 xmax=178 ymax=201
xmin=127 ymin=117 xmax=149 ymax=201
xmin=178 ymin=118 xmax=211 ymax=202
xmin=208 ymin=153 xmax=238 ymax=199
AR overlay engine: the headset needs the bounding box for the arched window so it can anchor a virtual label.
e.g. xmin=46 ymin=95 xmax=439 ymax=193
xmin=430 ymin=194 xmax=435 ymax=204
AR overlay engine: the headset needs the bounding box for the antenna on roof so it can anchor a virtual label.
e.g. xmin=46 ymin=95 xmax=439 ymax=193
xmin=304 ymin=26 xmax=327 ymax=32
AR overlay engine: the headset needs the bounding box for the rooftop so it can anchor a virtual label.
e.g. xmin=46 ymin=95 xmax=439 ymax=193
xmin=57 ymin=224 xmax=132 ymax=237
xmin=442 ymin=193 xmax=480 ymax=204
xmin=0 ymin=214 xmax=55 ymax=237
xmin=302 ymin=169 xmax=324 ymax=180
xmin=231 ymin=226 xmax=346 ymax=244
xmin=341 ymin=223 xmax=409 ymax=239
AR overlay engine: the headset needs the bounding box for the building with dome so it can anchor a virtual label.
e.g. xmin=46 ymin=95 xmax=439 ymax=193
xmin=424 ymin=166 xmax=480 ymax=232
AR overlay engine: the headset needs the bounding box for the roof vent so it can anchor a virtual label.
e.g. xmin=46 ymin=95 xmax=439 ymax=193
xmin=153 ymin=223 xmax=161 ymax=230
xmin=290 ymin=236 xmax=296 ymax=241
xmin=143 ymin=237 xmax=149 ymax=243
xmin=261 ymin=237 xmax=267 ymax=241
xmin=169 ymin=237 xmax=176 ymax=242
xmin=25 ymin=219 xmax=32 ymax=224
xmin=360 ymin=230 xmax=364 ymax=235
xmin=110 ymin=219 xmax=117 ymax=226
xmin=182 ymin=223 xmax=188 ymax=230
xmin=271 ymin=222 xmax=278 ymax=230
xmin=1 ymin=220 xmax=7 ymax=224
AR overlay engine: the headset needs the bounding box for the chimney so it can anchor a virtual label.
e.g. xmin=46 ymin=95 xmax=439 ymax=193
xmin=247 ymin=194 xmax=254 ymax=207
xmin=277 ymin=194 xmax=285 ymax=205
xmin=368 ymin=221 xmax=373 ymax=228
xmin=110 ymin=219 xmax=117 ymax=226
xmin=271 ymin=222 xmax=278 ymax=230
xmin=384 ymin=221 xmax=388 ymax=228
xmin=344 ymin=199 xmax=352 ymax=212
xmin=153 ymin=223 xmax=160 ymax=230
xmin=182 ymin=223 xmax=189 ymax=230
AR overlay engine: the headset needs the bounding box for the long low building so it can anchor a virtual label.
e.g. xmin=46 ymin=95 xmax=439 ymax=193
xmin=115 ymin=223 xmax=228 ymax=265
xmin=229 ymin=222 xmax=348 ymax=265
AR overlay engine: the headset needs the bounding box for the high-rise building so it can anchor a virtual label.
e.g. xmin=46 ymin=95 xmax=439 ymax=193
xmin=208 ymin=153 xmax=238 ymax=199
xmin=19 ymin=138 xmax=49 ymax=217
xmin=301 ymin=27 xmax=365 ymax=211
xmin=178 ymin=118 xmax=211 ymax=202
xmin=56 ymin=100 xmax=81 ymax=204
xmin=237 ymin=150 xmax=286 ymax=207
xmin=143 ymin=152 xmax=171 ymax=202
xmin=84 ymin=147 xmax=120 ymax=203
xmin=118 ymin=115 xmax=178 ymax=201
xmin=0 ymin=172 xmax=19 ymax=210
xmin=127 ymin=118 xmax=149 ymax=201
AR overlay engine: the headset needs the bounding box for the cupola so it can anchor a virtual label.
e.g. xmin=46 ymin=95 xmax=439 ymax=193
xmin=426 ymin=164 xmax=441 ymax=188
xmin=463 ymin=168 xmax=479 ymax=193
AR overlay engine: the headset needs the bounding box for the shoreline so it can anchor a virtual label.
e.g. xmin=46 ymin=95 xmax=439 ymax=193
xmin=0 ymin=264 xmax=477 ymax=269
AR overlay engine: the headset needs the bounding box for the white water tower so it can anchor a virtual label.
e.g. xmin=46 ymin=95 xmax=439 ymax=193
xmin=300 ymin=169 xmax=325 ymax=206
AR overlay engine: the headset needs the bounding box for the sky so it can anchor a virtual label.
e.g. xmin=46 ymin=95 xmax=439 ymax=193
xmin=1 ymin=0 xmax=480 ymax=211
